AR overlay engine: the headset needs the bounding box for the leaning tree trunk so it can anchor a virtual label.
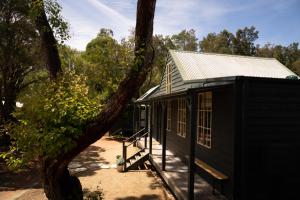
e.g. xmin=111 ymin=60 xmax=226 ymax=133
xmin=33 ymin=0 xmax=62 ymax=80
xmin=35 ymin=0 xmax=156 ymax=199
xmin=41 ymin=160 xmax=82 ymax=200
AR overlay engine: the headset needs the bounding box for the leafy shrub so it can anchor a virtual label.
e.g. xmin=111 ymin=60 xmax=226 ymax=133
xmin=83 ymin=186 xmax=104 ymax=200
xmin=116 ymin=155 xmax=124 ymax=165
xmin=0 ymin=71 xmax=101 ymax=169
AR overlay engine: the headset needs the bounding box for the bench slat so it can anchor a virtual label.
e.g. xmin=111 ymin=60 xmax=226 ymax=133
xmin=195 ymin=158 xmax=228 ymax=180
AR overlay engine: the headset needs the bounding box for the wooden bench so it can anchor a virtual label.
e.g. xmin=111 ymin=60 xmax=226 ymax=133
xmin=195 ymin=158 xmax=229 ymax=195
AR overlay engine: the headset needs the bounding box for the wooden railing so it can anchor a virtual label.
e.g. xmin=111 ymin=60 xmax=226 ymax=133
xmin=123 ymin=128 xmax=145 ymax=142
xmin=122 ymin=128 xmax=149 ymax=170
xmin=110 ymin=128 xmax=122 ymax=136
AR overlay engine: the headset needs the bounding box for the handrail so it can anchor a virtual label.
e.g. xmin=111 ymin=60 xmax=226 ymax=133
xmin=110 ymin=128 xmax=122 ymax=136
xmin=124 ymin=128 xmax=145 ymax=142
xmin=125 ymin=147 xmax=146 ymax=162
xmin=122 ymin=129 xmax=149 ymax=171
xmin=126 ymin=131 xmax=149 ymax=147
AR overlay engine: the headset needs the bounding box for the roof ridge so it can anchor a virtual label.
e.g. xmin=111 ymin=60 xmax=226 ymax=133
xmin=169 ymin=49 xmax=277 ymax=60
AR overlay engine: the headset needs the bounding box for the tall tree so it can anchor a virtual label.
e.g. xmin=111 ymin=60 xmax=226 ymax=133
xmin=199 ymin=30 xmax=234 ymax=54
xmin=0 ymin=0 xmax=41 ymax=123
xmin=33 ymin=0 xmax=69 ymax=79
xmin=256 ymin=42 xmax=300 ymax=72
xmin=233 ymin=26 xmax=259 ymax=56
xmin=171 ymin=29 xmax=198 ymax=51
xmin=2 ymin=0 xmax=157 ymax=199
xmin=199 ymin=26 xmax=259 ymax=56
xmin=83 ymin=28 xmax=133 ymax=97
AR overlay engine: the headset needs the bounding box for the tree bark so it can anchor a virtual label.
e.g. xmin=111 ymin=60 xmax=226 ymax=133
xmin=41 ymin=160 xmax=82 ymax=200
xmin=62 ymin=0 xmax=157 ymax=163
xmin=33 ymin=0 xmax=62 ymax=80
xmin=38 ymin=0 xmax=156 ymax=199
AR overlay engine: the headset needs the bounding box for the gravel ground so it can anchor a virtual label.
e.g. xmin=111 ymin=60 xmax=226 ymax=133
xmin=1 ymin=135 xmax=175 ymax=200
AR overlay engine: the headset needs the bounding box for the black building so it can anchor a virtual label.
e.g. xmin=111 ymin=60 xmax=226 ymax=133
xmin=127 ymin=50 xmax=300 ymax=200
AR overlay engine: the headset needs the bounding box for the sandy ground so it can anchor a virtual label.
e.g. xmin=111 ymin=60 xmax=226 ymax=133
xmin=0 ymin=135 xmax=175 ymax=200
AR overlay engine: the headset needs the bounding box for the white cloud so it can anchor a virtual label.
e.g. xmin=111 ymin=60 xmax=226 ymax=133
xmin=59 ymin=0 xmax=299 ymax=50
xmin=85 ymin=0 xmax=134 ymax=26
xmin=61 ymin=0 xmax=235 ymax=49
xmin=60 ymin=0 xmax=135 ymax=50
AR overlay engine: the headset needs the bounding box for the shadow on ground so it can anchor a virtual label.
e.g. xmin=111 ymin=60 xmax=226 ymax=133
xmin=115 ymin=194 xmax=161 ymax=200
xmin=104 ymin=136 xmax=125 ymax=142
xmin=70 ymin=145 xmax=109 ymax=177
xmin=0 ymin=162 xmax=41 ymax=191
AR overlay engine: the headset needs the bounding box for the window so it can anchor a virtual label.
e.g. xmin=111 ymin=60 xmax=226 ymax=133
xmin=166 ymin=101 xmax=171 ymax=131
xmin=177 ymin=98 xmax=186 ymax=138
xmin=197 ymin=92 xmax=212 ymax=148
xmin=166 ymin=63 xmax=172 ymax=94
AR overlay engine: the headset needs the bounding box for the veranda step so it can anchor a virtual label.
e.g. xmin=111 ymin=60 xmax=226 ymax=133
xmin=125 ymin=152 xmax=149 ymax=171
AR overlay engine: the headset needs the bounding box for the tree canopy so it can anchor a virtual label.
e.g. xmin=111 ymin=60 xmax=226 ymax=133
xmin=1 ymin=0 xmax=157 ymax=199
xmin=1 ymin=1 xmax=299 ymax=199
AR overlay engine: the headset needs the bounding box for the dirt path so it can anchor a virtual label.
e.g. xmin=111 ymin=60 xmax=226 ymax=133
xmin=0 ymin=135 xmax=175 ymax=200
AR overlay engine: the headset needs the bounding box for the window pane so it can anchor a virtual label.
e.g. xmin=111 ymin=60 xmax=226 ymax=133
xmin=197 ymin=92 xmax=212 ymax=148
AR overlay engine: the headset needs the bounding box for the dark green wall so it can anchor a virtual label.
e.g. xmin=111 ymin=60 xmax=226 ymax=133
xmin=194 ymin=86 xmax=235 ymax=199
xmin=239 ymin=79 xmax=300 ymax=200
xmin=165 ymin=98 xmax=190 ymax=164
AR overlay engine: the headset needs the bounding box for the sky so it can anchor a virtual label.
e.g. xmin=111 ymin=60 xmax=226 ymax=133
xmin=57 ymin=0 xmax=300 ymax=51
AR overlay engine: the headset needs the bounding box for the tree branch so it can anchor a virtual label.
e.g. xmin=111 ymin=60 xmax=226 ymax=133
xmin=33 ymin=0 xmax=62 ymax=80
xmin=60 ymin=0 xmax=157 ymax=164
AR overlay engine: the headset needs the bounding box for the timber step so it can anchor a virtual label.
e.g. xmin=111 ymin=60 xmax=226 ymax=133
xmin=125 ymin=149 xmax=149 ymax=171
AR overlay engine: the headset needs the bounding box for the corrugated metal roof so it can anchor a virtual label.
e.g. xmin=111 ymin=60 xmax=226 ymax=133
xmin=136 ymin=85 xmax=159 ymax=102
xmin=169 ymin=50 xmax=297 ymax=81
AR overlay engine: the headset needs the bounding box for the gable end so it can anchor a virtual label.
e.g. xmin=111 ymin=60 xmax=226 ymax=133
xmin=153 ymin=54 xmax=185 ymax=97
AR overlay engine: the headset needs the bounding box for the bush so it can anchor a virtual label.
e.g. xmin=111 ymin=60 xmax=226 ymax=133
xmin=83 ymin=186 xmax=104 ymax=200
xmin=0 ymin=71 xmax=101 ymax=169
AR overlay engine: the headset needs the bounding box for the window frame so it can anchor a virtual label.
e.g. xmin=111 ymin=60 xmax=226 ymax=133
xmin=197 ymin=92 xmax=212 ymax=148
xmin=177 ymin=98 xmax=186 ymax=138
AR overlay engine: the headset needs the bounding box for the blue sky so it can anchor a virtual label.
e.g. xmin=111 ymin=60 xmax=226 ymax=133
xmin=58 ymin=0 xmax=300 ymax=51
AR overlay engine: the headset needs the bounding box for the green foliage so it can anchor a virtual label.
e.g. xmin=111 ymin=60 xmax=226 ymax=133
xmin=30 ymin=0 xmax=70 ymax=44
xmin=1 ymin=71 xmax=101 ymax=169
xmin=59 ymin=26 xmax=299 ymax=99
xmin=116 ymin=155 xmax=124 ymax=165
xmin=44 ymin=0 xmax=70 ymax=43
xmin=291 ymin=60 xmax=300 ymax=75
xmin=83 ymin=186 xmax=104 ymax=200
xmin=0 ymin=145 xmax=24 ymax=169
xmin=171 ymin=29 xmax=198 ymax=51
xmin=233 ymin=26 xmax=258 ymax=55
xmin=0 ymin=0 xmax=45 ymax=125
xmin=58 ymin=45 xmax=82 ymax=70
xmin=200 ymin=26 xmax=258 ymax=56
xmin=199 ymin=30 xmax=234 ymax=54
xmin=256 ymin=42 xmax=300 ymax=72
xmin=199 ymin=26 xmax=300 ymax=74
xmin=81 ymin=29 xmax=133 ymax=98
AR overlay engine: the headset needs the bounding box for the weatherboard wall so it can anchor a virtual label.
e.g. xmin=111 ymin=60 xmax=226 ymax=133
xmin=165 ymin=97 xmax=190 ymax=164
xmin=151 ymin=86 xmax=236 ymax=199
xmin=237 ymin=78 xmax=300 ymax=200
xmin=194 ymin=86 xmax=235 ymax=199
xmin=153 ymin=56 xmax=186 ymax=98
